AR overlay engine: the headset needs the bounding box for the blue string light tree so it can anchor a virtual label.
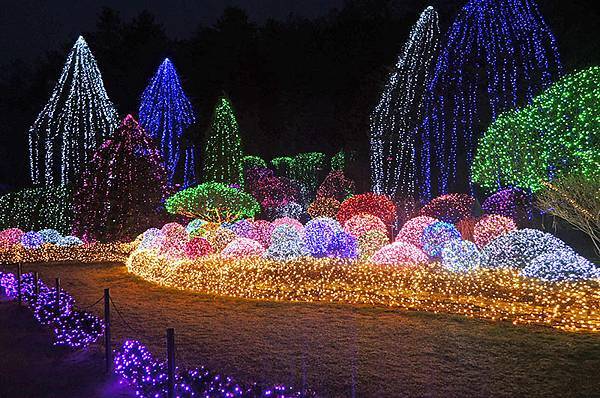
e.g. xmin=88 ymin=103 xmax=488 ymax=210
xmin=139 ymin=58 xmax=197 ymax=187
xmin=370 ymin=6 xmax=440 ymax=199
xmin=417 ymin=0 xmax=562 ymax=199
xmin=29 ymin=36 xmax=119 ymax=186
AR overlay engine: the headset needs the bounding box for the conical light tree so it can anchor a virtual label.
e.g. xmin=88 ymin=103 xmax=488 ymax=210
xmin=139 ymin=58 xmax=197 ymax=187
xmin=73 ymin=115 xmax=168 ymax=242
xmin=203 ymin=96 xmax=244 ymax=186
xmin=370 ymin=6 xmax=440 ymax=199
xmin=418 ymin=0 xmax=562 ymax=199
xmin=29 ymin=36 xmax=119 ymax=186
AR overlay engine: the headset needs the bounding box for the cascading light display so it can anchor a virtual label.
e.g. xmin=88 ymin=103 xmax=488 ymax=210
xmin=126 ymin=251 xmax=600 ymax=332
xmin=419 ymin=0 xmax=562 ymax=198
xmin=29 ymin=36 xmax=118 ymax=186
xmin=370 ymin=6 xmax=440 ymax=198
xmin=139 ymin=58 xmax=197 ymax=187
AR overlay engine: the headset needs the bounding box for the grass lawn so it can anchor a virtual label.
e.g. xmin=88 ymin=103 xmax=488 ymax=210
xmin=2 ymin=261 xmax=599 ymax=398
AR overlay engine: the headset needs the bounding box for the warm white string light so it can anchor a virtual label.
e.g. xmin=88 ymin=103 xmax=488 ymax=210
xmin=29 ymin=36 xmax=118 ymax=186
xmin=370 ymin=6 xmax=440 ymax=198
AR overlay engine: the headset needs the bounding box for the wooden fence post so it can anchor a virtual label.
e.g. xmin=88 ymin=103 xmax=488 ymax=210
xmin=104 ymin=288 xmax=112 ymax=373
xmin=167 ymin=328 xmax=175 ymax=398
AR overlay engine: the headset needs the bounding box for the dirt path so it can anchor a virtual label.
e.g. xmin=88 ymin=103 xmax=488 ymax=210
xmin=0 ymin=297 xmax=133 ymax=398
xmin=3 ymin=262 xmax=599 ymax=397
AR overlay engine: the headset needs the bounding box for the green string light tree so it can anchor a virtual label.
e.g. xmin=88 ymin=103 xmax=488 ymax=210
xmin=203 ymin=96 xmax=244 ymax=186
xmin=472 ymin=66 xmax=600 ymax=194
xmin=29 ymin=36 xmax=119 ymax=187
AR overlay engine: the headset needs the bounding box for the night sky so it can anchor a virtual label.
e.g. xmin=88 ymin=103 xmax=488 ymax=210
xmin=1 ymin=0 xmax=344 ymax=65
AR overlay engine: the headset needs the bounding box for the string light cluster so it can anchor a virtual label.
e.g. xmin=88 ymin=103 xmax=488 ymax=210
xmin=472 ymin=66 xmax=599 ymax=193
xmin=441 ymin=239 xmax=481 ymax=273
xmin=357 ymin=230 xmax=389 ymax=260
xmin=330 ymin=150 xmax=345 ymax=171
xmin=343 ymin=213 xmax=387 ymax=239
xmin=521 ymin=249 xmax=600 ymax=282
xmin=307 ymin=197 xmax=340 ymax=219
xmin=139 ymin=58 xmax=197 ymax=187
xmin=264 ymin=225 xmax=309 ymax=261
xmin=316 ymin=170 xmax=355 ymax=202
xmin=303 ymin=217 xmax=343 ymax=258
xmin=482 ymin=188 xmax=531 ymax=226
xmin=21 ymin=231 xmax=45 ymax=249
xmin=0 ymin=241 xmax=135 ymax=265
xmin=221 ymin=238 xmax=265 ymax=259
xmin=165 ymin=182 xmax=260 ymax=223
xmin=419 ymin=0 xmax=562 ymax=198
xmin=126 ymin=251 xmax=600 ymax=332
xmin=0 ymin=271 xmax=104 ymax=348
xmin=242 ymin=155 xmax=267 ymax=171
xmin=421 ymin=221 xmax=461 ymax=258
xmin=113 ymin=339 xmax=308 ymax=398
xmin=370 ymin=241 xmax=428 ymax=265
xmin=245 ymin=168 xmax=300 ymax=211
xmin=337 ymin=193 xmax=397 ymax=228
xmin=29 ymin=36 xmax=118 ymax=186
xmin=419 ymin=193 xmax=474 ymax=224
xmin=184 ymin=237 xmax=214 ymax=259
xmin=273 ymin=201 xmax=304 ymax=220
xmin=72 ymin=115 xmax=168 ymax=242
xmin=473 ymin=215 xmax=517 ymax=248
xmin=203 ymin=96 xmax=244 ymax=186
xmin=272 ymin=217 xmax=305 ymax=237
xmin=0 ymin=186 xmax=73 ymax=235
xmin=0 ymin=228 xmax=24 ymax=250
xmin=370 ymin=6 xmax=440 ymax=198
xmin=395 ymin=216 xmax=439 ymax=249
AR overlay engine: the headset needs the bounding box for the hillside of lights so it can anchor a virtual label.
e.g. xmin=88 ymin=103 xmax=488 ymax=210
xmin=1 ymin=0 xmax=599 ymax=347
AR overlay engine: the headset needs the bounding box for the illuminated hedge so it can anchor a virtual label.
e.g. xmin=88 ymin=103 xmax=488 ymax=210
xmin=473 ymin=215 xmax=516 ymax=248
xmin=273 ymin=201 xmax=304 ymax=220
xmin=184 ymin=237 xmax=214 ymax=259
xmin=370 ymin=241 xmax=428 ymax=265
xmin=272 ymin=217 xmax=304 ymax=237
xmin=441 ymin=239 xmax=481 ymax=273
xmin=0 ymin=228 xmax=24 ymax=250
xmin=419 ymin=193 xmax=474 ymax=224
xmin=521 ymin=249 xmax=600 ymax=282
xmin=472 ymin=66 xmax=600 ymax=193
xmin=241 ymin=155 xmax=267 ymax=171
xmin=307 ymin=197 xmax=340 ymax=219
xmin=343 ymin=213 xmax=387 ymax=239
xmin=206 ymin=227 xmax=237 ymax=253
xmin=304 ymin=217 xmax=343 ymax=258
xmin=421 ymin=221 xmax=461 ymax=257
xmin=337 ymin=193 xmax=396 ymax=228
xmin=357 ymin=230 xmax=389 ymax=260
xmin=0 ymin=186 xmax=72 ymax=235
xmin=221 ymin=238 xmax=265 ymax=259
xmin=165 ymin=182 xmax=260 ymax=223
xmin=264 ymin=225 xmax=308 ymax=261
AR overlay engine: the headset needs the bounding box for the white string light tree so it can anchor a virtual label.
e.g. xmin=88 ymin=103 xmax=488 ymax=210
xmin=370 ymin=6 xmax=440 ymax=199
xmin=29 ymin=36 xmax=118 ymax=186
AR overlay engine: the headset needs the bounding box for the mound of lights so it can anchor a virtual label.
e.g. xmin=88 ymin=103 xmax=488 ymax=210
xmin=395 ymin=216 xmax=438 ymax=249
xmin=337 ymin=193 xmax=397 ymax=227
xmin=273 ymin=201 xmax=304 ymax=220
xmin=370 ymin=241 xmax=428 ymax=265
xmin=0 ymin=228 xmax=24 ymax=250
xmin=343 ymin=213 xmax=387 ymax=239
xmin=272 ymin=217 xmax=304 ymax=237
xmin=56 ymin=236 xmax=84 ymax=247
xmin=21 ymin=231 xmax=44 ymax=249
xmin=357 ymin=230 xmax=389 ymax=260
xmin=264 ymin=225 xmax=308 ymax=261
xmin=304 ymin=217 xmax=343 ymax=258
xmin=316 ymin=170 xmax=355 ymax=202
xmin=521 ymin=249 xmax=600 ymax=282
xmin=113 ymin=339 xmax=307 ymax=398
xmin=482 ymin=188 xmax=531 ymax=226
xmin=184 ymin=237 xmax=214 ymax=259
xmin=327 ymin=231 xmax=359 ymax=259
xmin=419 ymin=193 xmax=474 ymax=224
xmin=473 ymin=215 xmax=517 ymax=248
xmin=126 ymin=249 xmax=600 ymax=331
xmin=185 ymin=219 xmax=207 ymax=235
xmin=250 ymin=220 xmax=274 ymax=248
xmin=441 ymin=239 xmax=481 ymax=273
xmin=39 ymin=229 xmax=63 ymax=244
xmin=206 ymin=227 xmax=237 ymax=252
xmin=480 ymin=228 xmax=568 ymax=269
xmin=221 ymin=238 xmax=265 ymax=259
xmin=421 ymin=221 xmax=461 ymax=258
xmin=307 ymin=197 xmax=340 ymax=219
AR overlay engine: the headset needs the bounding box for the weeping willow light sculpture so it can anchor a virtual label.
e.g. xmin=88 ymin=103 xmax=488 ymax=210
xmin=370 ymin=6 xmax=440 ymax=198
xmin=418 ymin=0 xmax=562 ymax=199
xmin=29 ymin=36 xmax=119 ymax=187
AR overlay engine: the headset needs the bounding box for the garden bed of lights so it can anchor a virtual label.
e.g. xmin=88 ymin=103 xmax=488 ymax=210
xmin=0 ymin=242 xmax=137 ymax=265
xmin=126 ymin=249 xmax=600 ymax=332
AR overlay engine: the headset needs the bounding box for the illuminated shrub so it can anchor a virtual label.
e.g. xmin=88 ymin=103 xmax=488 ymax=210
xmin=304 ymin=217 xmax=342 ymax=258
xmin=21 ymin=231 xmax=44 ymax=249
xmin=456 ymin=217 xmax=478 ymax=242
xmin=441 ymin=240 xmax=482 ymax=273
xmin=56 ymin=236 xmax=84 ymax=247
xmin=337 ymin=193 xmax=396 ymax=228
xmin=419 ymin=193 xmax=474 ymax=224
xmin=473 ymin=215 xmax=517 ymax=248
xmin=273 ymin=201 xmax=304 ymax=220
xmin=206 ymin=227 xmax=237 ymax=252
xmin=395 ymin=216 xmax=438 ymax=249
xmin=0 ymin=228 xmax=25 ymax=250
xmin=343 ymin=213 xmax=387 ymax=239
xmin=521 ymin=249 xmax=600 ymax=282
xmin=158 ymin=223 xmax=188 ymax=259
xmin=421 ymin=221 xmax=461 ymax=257
xmin=327 ymin=231 xmax=359 ymax=259
xmin=316 ymin=170 xmax=355 ymax=202
xmin=245 ymin=168 xmax=300 ymax=211
xmin=482 ymin=188 xmax=531 ymax=226
xmin=221 ymin=238 xmax=265 ymax=259
xmin=165 ymin=182 xmax=260 ymax=223
xmin=272 ymin=217 xmax=304 ymax=237
xmin=241 ymin=155 xmax=267 ymax=171
xmin=481 ymin=228 xmax=569 ymax=269
xmin=250 ymin=220 xmax=274 ymax=248
xmin=264 ymin=225 xmax=308 ymax=261
xmin=370 ymin=241 xmax=428 ymax=265
xmin=189 ymin=222 xmax=220 ymax=239
xmin=39 ymin=229 xmax=63 ymax=245
xmin=307 ymin=197 xmax=340 ymax=219
xmin=358 ymin=230 xmax=389 ymax=260
xmin=138 ymin=228 xmax=164 ymax=250
xmin=184 ymin=237 xmax=214 ymax=259
xmin=231 ymin=219 xmax=256 ymax=239
xmin=0 ymin=186 xmax=73 ymax=235
xmin=185 ymin=219 xmax=207 ymax=235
